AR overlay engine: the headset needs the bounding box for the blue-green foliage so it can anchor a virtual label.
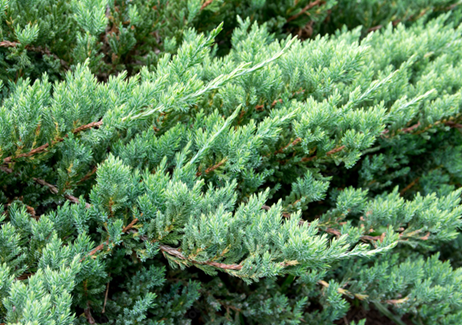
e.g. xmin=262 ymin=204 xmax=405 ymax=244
xmin=1 ymin=1 xmax=462 ymax=324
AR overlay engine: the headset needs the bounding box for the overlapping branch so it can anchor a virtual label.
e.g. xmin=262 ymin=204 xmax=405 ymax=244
xmin=0 ymin=120 xmax=102 ymax=210
xmin=272 ymin=116 xmax=462 ymax=164
xmin=9 ymin=162 xmax=414 ymax=306
xmin=3 ymin=109 xmax=457 ymax=278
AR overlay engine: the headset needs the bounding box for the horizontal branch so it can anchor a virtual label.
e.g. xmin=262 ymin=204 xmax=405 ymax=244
xmin=80 ymin=218 xmax=139 ymax=262
xmin=275 ymin=115 xmax=462 ymax=164
xmin=0 ymin=41 xmax=19 ymax=47
xmin=2 ymin=161 xmax=246 ymax=271
xmin=33 ymin=177 xmax=91 ymax=209
xmin=159 ymin=244 xmax=243 ymax=270
xmin=319 ymin=279 xmax=412 ymax=306
xmin=3 ymin=142 xmax=52 ymax=164
xmin=0 ymin=41 xmax=69 ymax=70
xmin=72 ymin=120 xmax=103 ymax=133
xmin=0 ymin=165 xmax=84 ymax=209
xmin=444 ymin=121 xmax=462 ymax=129
xmin=298 ymin=120 xmax=424 ymax=162
xmin=399 ymin=121 xmax=421 ymax=134
xmin=2 ymin=120 xmax=102 ymax=164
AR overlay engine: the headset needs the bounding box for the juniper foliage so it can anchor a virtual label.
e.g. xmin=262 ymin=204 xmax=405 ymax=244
xmin=1 ymin=0 xmax=460 ymax=90
xmin=1 ymin=1 xmax=462 ymax=325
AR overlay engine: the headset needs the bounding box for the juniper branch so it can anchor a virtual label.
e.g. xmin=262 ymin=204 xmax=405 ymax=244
xmin=400 ymin=177 xmax=420 ymax=196
xmin=32 ymin=177 xmax=92 ymax=208
xmin=200 ymin=0 xmax=214 ymax=10
xmin=2 ymin=120 xmax=102 ymax=164
xmin=79 ymin=218 xmax=139 ymax=262
xmin=126 ymin=37 xmax=296 ymax=121
xmin=287 ymin=0 xmax=323 ymax=22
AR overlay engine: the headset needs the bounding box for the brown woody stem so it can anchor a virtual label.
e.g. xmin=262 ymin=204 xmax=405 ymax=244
xmin=3 ymin=120 xmax=102 ymax=164
xmin=273 ymin=137 xmax=302 ymax=156
xmin=400 ymin=177 xmax=420 ymax=196
xmin=196 ymin=158 xmax=227 ymax=177
xmin=200 ymin=0 xmax=213 ymax=10
xmin=287 ymin=0 xmax=323 ymax=22
xmin=32 ymin=177 xmax=91 ymax=208
xmin=301 ymin=145 xmax=345 ymax=162
xmin=159 ymin=244 xmax=243 ymax=270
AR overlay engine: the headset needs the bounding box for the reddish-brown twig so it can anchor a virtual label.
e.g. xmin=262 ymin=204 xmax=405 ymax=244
xmin=102 ymin=274 xmax=111 ymax=313
xmin=200 ymin=0 xmax=213 ymax=10
xmin=287 ymin=0 xmax=323 ymax=22
xmin=25 ymin=205 xmax=37 ymax=220
xmin=255 ymin=98 xmax=283 ymax=111
xmin=159 ymin=244 xmax=243 ymax=270
xmin=15 ymin=273 xmax=34 ymax=281
xmin=420 ymin=232 xmax=431 ymax=241
xmin=3 ymin=120 xmax=102 ymax=164
xmin=301 ymin=145 xmax=345 ymax=162
xmin=0 ymin=41 xmax=69 ymax=70
xmin=84 ymin=301 xmax=96 ymax=324
xmin=399 ymin=177 xmax=420 ymax=196
xmin=32 ymin=177 xmax=91 ymax=208
xmin=72 ymin=120 xmax=103 ymax=133
xmin=80 ymin=218 xmax=139 ymax=262
xmin=0 ymin=165 xmax=13 ymax=174
xmin=324 ymin=227 xmax=342 ymax=237
xmin=80 ymin=240 xmax=110 ymax=263
xmin=0 ymin=165 xmax=88 ymax=209
xmin=122 ymin=218 xmax=139 ymax=233
xmin=76 ymin=167 xmax=98 ymax=184
xmin=444 ymin=121 xmax=462 ymax=129
xmin=3 ymin=142 xmax=52 ymax=164
xmin=273 ymin=138 xmax=302 ymax=156
xmin=367 ymin=19 xmax=401 ymax=33
xmin=368 ymin=25 xmax=383 ymax=32
xmin=361 ymin=234 xmax=385 ymax=243
xmin=196 ymin=158 xmax=227 ymax=177
xmin=400 ymin=121 xmax=421 ymax=134
xmin=0 ymin=41 xmax=18 ymax=47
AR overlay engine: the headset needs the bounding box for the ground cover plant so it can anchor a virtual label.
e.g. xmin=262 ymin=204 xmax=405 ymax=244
xmin=1 ymin=0 xmax=460 ymax=87
xmin=1 ymin=1 xmax=462 ymax=324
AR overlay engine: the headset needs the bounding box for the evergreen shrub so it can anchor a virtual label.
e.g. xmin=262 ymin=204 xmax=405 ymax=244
xmin=1 ymin=0 xmax=460 ymax=88
xmin=1 ymin=1 xmax=462 ymax=324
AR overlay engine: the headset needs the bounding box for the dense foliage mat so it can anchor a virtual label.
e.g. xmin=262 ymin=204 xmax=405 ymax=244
xmin=1 ymin=1 xmax=462 ymax=324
